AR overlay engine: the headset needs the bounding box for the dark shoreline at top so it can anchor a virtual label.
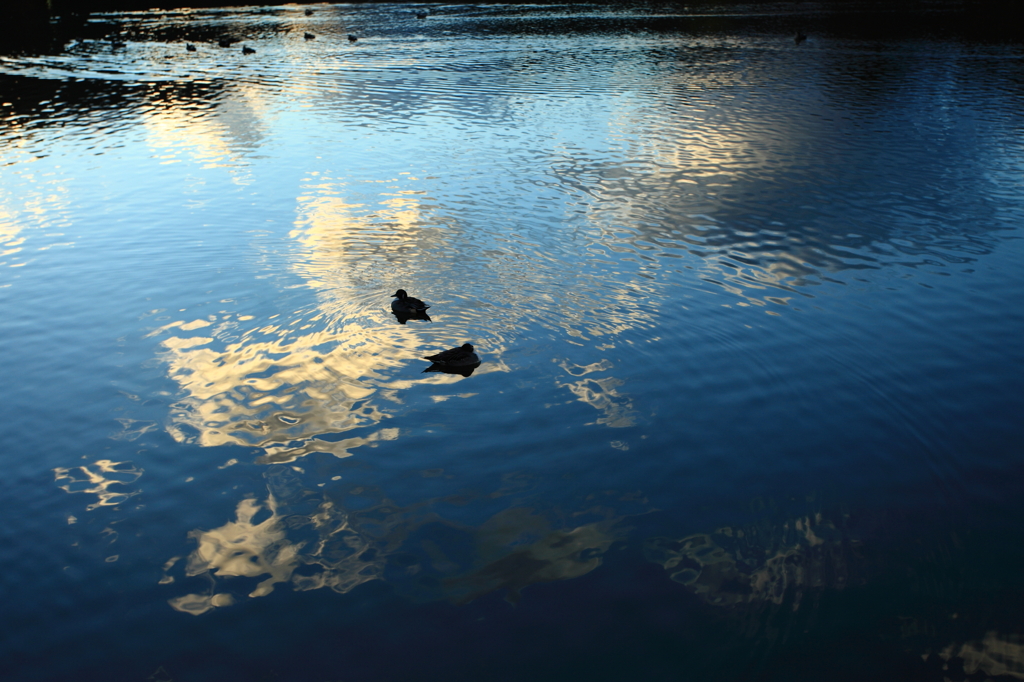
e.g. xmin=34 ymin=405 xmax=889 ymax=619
xmin=2 ymin=0 xmax=1022 ymax=56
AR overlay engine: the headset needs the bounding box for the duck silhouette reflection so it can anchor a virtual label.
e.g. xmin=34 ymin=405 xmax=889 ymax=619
xmin=422 ymin=343 xmax=480 ymax=376
xmin=391 ymin=309 xmax=431 ymax=325
xmin=423 ymin=361 xmax=480 ymax=377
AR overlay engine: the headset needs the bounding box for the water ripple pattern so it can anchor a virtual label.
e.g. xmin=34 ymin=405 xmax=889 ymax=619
xmin=1 ymin=4 xmax=1023 ymax=681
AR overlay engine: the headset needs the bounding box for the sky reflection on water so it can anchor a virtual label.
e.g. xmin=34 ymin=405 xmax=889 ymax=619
xmin=1 ymin=3 xmax=1023 ymax=681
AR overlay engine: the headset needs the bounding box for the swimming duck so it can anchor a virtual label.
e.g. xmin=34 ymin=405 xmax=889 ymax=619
xmin=304 ymin=32 xmax=316 ymax=40
xmin=242 ymin=45 xmax=256 ymax=54
xmin=348 ymin=34 xmax=359 ymax=42
xmin=305 ymin=8 xmax=314 ymax=16
xmin=391 ymin=289 xmax=430 ymax=314
xmin=416 ymin=12 xmax=428 ymax=19
xmin=423 ymin=343 xmax=479 ymax=366
xmin=794 ymin=31 xmax=807 ymax=45
xmin=186 ymin=43 xmax=196 ymax=52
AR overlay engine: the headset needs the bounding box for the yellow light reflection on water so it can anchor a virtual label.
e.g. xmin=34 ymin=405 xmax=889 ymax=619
xmin=0 ymin=208 xmax=26 ymax=269
xmin=141 ymin=78 xmax=273 ymax=177
xmin=937 ymin=632 xmax=1024 ymax=680
xmin=53 ymin=459 xmax=144 ymax=511
xmin=159 ymin=315 xmax=420 ymax=463
xmin=166 ymin=472 xmax=631 ymax=613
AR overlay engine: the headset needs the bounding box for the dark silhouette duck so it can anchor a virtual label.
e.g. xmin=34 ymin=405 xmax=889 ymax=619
xmin=348 ymin=34 xmax=359 ymax=43
xmin=416 ymin=12 xmax=428 ymax=19
xmin=304 ymin=32 xmax=316 ymax=40
xmin=794 ymin=31 xmax=807 ymax=45
xmin=186 ymin=43 xmax=196 ymax=52
xmin=242 ymin=45 xmax=256 ymax=55
xmin=305 ymin=8 xmax=314 ymax=16
xmin=423 ymin=344 xmax=480 ymax=375
xmin=424 ymin=343 xmax=478 ymax=366
xmin=391 ymin=289 xmax=429 ymax=315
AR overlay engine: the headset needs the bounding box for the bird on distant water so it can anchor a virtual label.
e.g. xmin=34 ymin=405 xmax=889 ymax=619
xmin=794 ymin=31 xmax=807 ymax=45
xmin=304 ymin=32 xmax=315 ymax=40
xmin=348 ymin=34 xmax=359 ymax=42
xmin=186 ymin=43 xmax=196 ymax=52
xmin=391 ymin=289 xmax=430 ymax=315
xmin=416 ymin=12 xmax=428 ymax=19
xmin=242 ymin=45 xmax=256 ymax=54
xmin=305 ymin=8 xmax=314 ymax=16
xmin=423 ymin=343 xmax=479 ymax=367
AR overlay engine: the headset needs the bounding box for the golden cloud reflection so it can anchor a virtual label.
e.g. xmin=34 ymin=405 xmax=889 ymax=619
xmin=574 ymin=59 xmax=853 ymax=308
xmin=557 ymin=359 xmax=636 ymax=428
xmin=934 ymin=631 xmax=1024 ymax=680
xmin=289 ymin=174 xmax=447 ymax=293
xmin=0 ymin=168 xmax=75 ymax=272
xmin=168 ymin=590 xmax=236 ymax=616
xmin=141 ymin=80 xmax=269 ymax=174
xmin=0 ymin=208 xmax=26 ymax=268
xmin=157 ymin=312 xmax=429 ymax=463
xmin=182 ymin=496 xmax=307 ymax=598
xmin=53 ymin=459 xmax=144 ymax=511
xmin=165 ymin=466 xmax=631 ymax=613
xmin=644 ymin=514 xmax=857 ymax=610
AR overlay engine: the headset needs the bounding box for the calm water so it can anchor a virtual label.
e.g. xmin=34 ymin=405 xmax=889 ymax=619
xmin=2 ymin=3 xmax=1023 ymax=681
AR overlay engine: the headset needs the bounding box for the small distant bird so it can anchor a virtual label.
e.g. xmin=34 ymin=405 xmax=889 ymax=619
xmin=218 ymin=38 xmax=233 ymax=48
xmin=186 ymin=43 xmax=196 ymax=52
xmin=304 ymin=32 xmax=315 ymax=40
xmin=423 ymin=343 xmax=479 ymax=367
xmin=348 ymin=34 xmax=358 ymax=42
xmin=242 ymin=45 xmax=255 ymax=54
xmin=794 ymin=31 xmax=807 ymax=45
xmin=391 ymin=289 xmax=429 ymax=315
xmin=416 ymin=12 xmax=428 ymax=19
xmin=305 ymin=8 xmax=314 ymax=16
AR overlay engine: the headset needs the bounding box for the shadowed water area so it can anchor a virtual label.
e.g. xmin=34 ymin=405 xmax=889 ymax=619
xmin=1 ymin=2 xmax=1023 ymax=681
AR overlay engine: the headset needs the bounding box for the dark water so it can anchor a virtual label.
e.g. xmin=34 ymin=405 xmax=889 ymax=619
xmin=2 ymin=3 xmax=1023 ymax=681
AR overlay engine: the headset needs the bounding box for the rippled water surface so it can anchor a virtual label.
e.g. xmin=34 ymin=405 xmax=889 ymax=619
xmin=2 ymin=3 xmax=1023 ymax=681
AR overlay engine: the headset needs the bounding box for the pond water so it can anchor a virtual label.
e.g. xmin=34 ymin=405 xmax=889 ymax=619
xmin=2 ymin=3 xmax=1023 ymax=681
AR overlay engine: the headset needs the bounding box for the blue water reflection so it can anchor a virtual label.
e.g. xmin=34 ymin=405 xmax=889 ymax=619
xmin=1 ymin=3 xmax=1023 ymax=681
